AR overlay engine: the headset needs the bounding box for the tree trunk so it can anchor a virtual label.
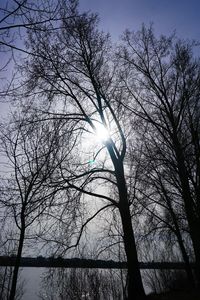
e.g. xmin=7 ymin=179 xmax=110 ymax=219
xmin=9 ymin=225 xmax=25 ymax=300
xmin=7 ymin=267 xmax=12 ymax=300
xmin=116 ymin=162 xmax=146 ymax=300
xmin=163 ymin=188 xmax=195 ymax=287
xmin=176 ymin=229 xmax=195 ymax=287
xmin=0 ymin=266 xmax=7 ymax=299
xmin=119 ymin=202 xmax=146 ymax=299
xmin=173 ymin=136 xmax=200 ymax=285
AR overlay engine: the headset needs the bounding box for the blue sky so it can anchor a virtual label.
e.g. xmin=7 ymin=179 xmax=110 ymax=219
xmin=1 ymin=0 xmax=200 ymax=116
xmin=79 ymin=0 xmax=200 ymax=40
xmin=1 ymin=0 xmax=200 ymax=115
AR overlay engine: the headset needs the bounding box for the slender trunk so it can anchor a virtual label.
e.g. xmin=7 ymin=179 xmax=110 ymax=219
xmin=170 ymin=207 xmax=195 ymax=287
xmin=176 ymin=229 xmax=195 ymax=287
xmin=0 ymin=266 xmax=7 ymax=299
xmin=7 ymin=267 xmax=12 ymax=300
xmin=116 ymin=163 xmax=146 ymax=300
xmin=190 ymin=223 xmax=200 ymax=286
xmin=173 ymin=136 xmax=200 ymax=285
xmin=163 ymin=190 xmax=195 ymax=287
xmin=9 ymin=225 xmax=25 ymax=300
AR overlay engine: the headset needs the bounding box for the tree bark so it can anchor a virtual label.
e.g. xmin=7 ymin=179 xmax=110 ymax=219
xmin=0 ymin=266 xmax=7 ymax=299
xmin=163 ymin=187 xmax=195 ymax=287
xmin=9 ymin=225 xmax=25 ymax=300
xmin=173 ymin=135 xmax=200 ymax=285
xmin=116 ymin=162 xmax=146 ymax=300
xmin=176 ymin=227 xmax=195 ymax=287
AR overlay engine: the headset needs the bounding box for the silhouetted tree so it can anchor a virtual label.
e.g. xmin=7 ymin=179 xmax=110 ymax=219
xmin=0 ymin=113 xmax=75 ymax=300
xmin=19 ymin=3 xmax=146 ymax=299
xmin=2 ymin=1 xmax=199 ymax=298
xmin=127 ymin=131 xmax=195 ymax=287
xmin=118 ymin=25 xmax=200 ymax=285
xmin=0 ymin=232 xmax=25 ymax=300
xmin=0 ymin=0 xmax=78 ymax=100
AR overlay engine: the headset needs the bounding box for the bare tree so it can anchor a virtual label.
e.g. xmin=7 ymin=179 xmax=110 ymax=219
xmin=18 ymin=4 xmax=146 ymax=299
xmin=0 ymin=0 xmax=78 ymax=101
xmin=3 ymin=2 xmax=199 ymax=298
xmin=0 ymin=230 xmax=25 ymax=300
xmin=127 ymin=128 xmax=196 ymax=287
xmin=0 ymin=112 xmax=77 ymax=300
xmin=118 ymin=25 xmax=200 ymax=285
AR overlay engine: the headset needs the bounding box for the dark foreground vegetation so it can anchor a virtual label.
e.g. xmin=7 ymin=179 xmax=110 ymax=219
xmin=38 ymin=267 xmax=200 ymax=299
xmin=1 ymin=262 xmax=200 ymax=299
xmin=147 ymin=290 xmax=200 ymax=300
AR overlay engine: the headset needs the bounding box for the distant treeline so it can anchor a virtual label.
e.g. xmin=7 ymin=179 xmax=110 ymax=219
xmin=0 ymin=256 xmax=196 ymax=269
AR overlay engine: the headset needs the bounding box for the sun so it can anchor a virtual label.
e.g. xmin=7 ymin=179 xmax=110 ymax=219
xmin=94 ymin=121 xmax=110 ymax=143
